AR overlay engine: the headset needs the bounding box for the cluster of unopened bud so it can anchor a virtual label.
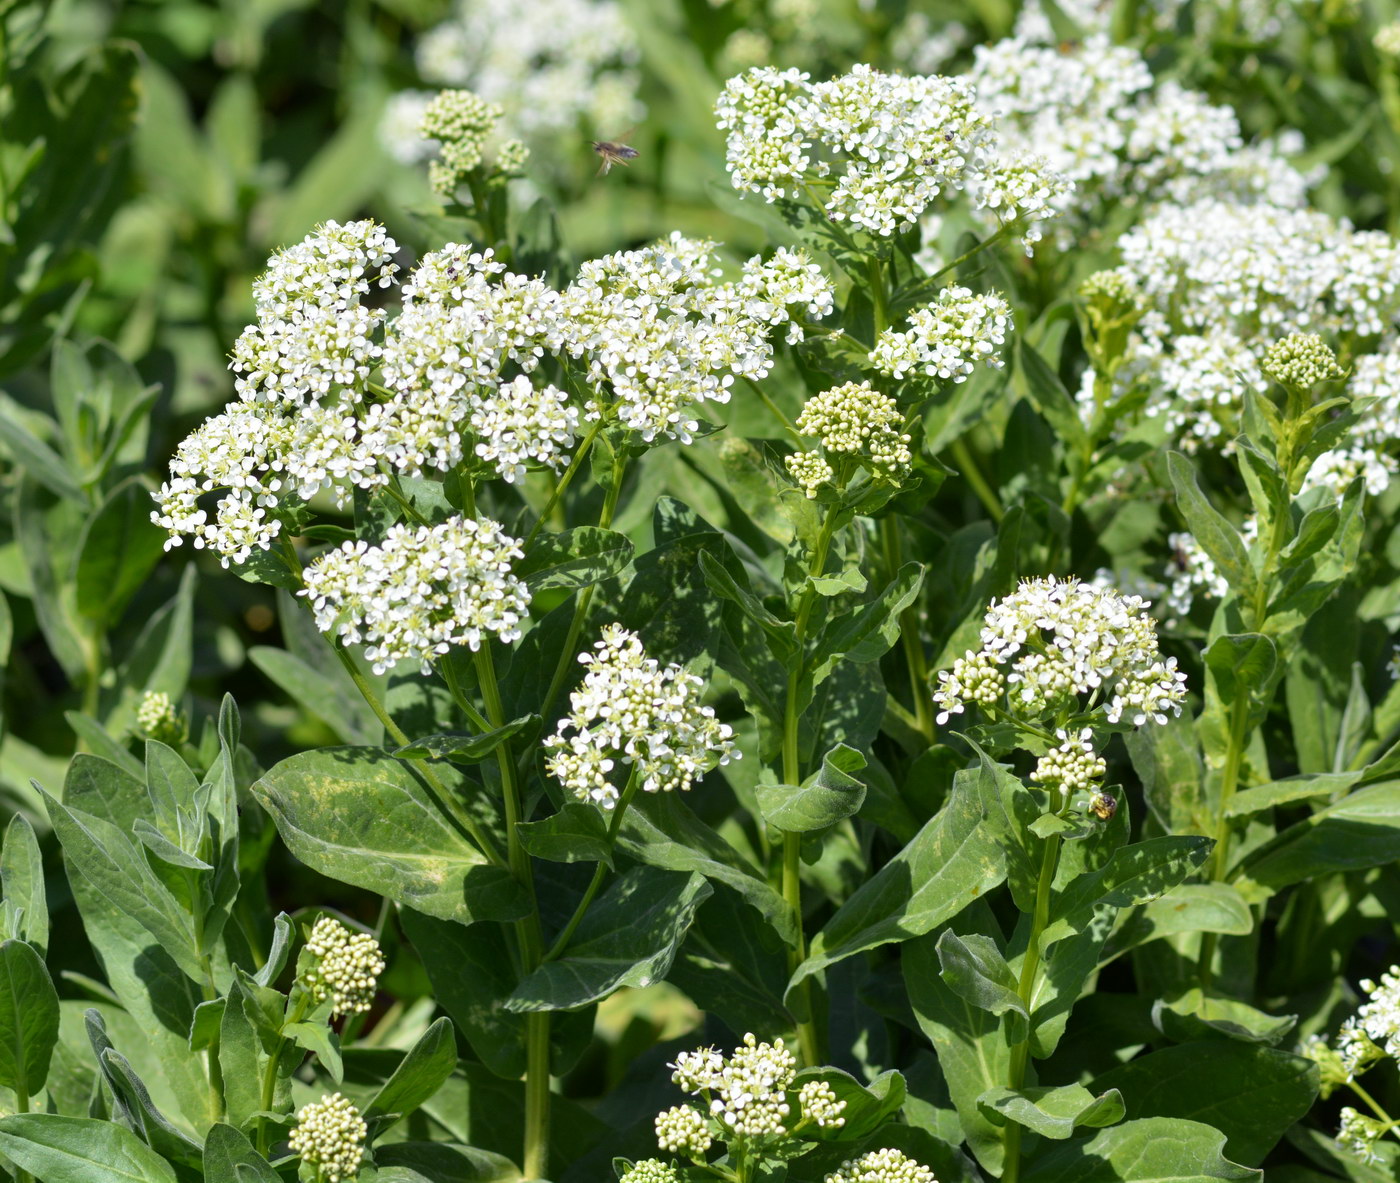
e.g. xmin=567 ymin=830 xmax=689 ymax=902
xmin=420 ymin=88 xmax=526 ymax=197
xmin=655 ymin=1104 xmax=712 ymax=1157
xmin=288 ymin=1093 xmax=367 ymax=1182
xmin=1261 ymin=333 xmax=1344 ymax=390
xmin=1030 ymin=728 xmax=1107 ymax=799
xmin=824 ymin=1147 xmax=937 ymax=1183
xmin=797 ymin=1080 xmax=847 ymax=1128
xmin=136 ymin=691 xmax=185 ymax=746
xmin=301 ymin=916 xmax=386 ymax=1018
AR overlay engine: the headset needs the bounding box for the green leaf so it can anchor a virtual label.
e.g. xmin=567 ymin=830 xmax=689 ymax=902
xmin=1204 ymin=634 xmax=1278 ymax=710
xmin=1224 ymin=772 xmax=1355 ymax=818
xmin=506 ymin=867 xmax=712 ymax=1012
xmin=1234 ymin=780 xmax=1400 ymax=892
xmin=0 ymin=1113 xmax=178 ymax=1182
xmin=202 ymin=1123 xmax=279 ymax=1183
xmin=1022 ymin=1117 xmax=1260 ymax=1181
xmin=286 ymin=1018 xmax=343 ymax=1083
xmin=1014 ymin=337 xmax=1087 ymax=449
xmin=756 ymin=744 xmax=867 ymax=833
xmin=220 ymin=977 xmax=266 ymax=1129
xmin=373 ymin=1141 xmax=521 ymax=1183
xmin=393 ymin=717 xmax=539 ymax=764
xmin=517 ymin=803 xmax=614 ymax=866
xmin=0 ymin=398 xmax=84 ymax=503
xmin=1039 ymin=836 xmax=1213 ymax=951
xmin=0 ymin=939 xmax=58 ymax=1096
xmin=365 ymin=1016 xmax=458 ymax=1130
xmin=36 ymin=784 xmax=203 ymax=983
xmin=1092 ymin=1044 xmax=1317 ymax=1166
xmin=252 ymin=747 xmax=528 ymax=924
xmin=936 ymin=931 xmax=1027 ymax=1035
xmin=1153 ymin=991 xmax=1297 ymax=1047
xmin=699 ymin=548 xmax=797 ymax=662
xmin=248 ymin=646 xmax=380 ymax=746
xmin=1 ymin=814 xmax=47 ymax=956
xmin=1103 ymin=884 xmax=1253 ymax=961
xmin=808 ymin=562 xmax=925 ymax=687
xmin=517 ymin=527 xmax=634 ymax=590
xmin=1167 ymin=452 xmax=1251 ymax=594
xmin=63 ymin=711 xmax=145 ymax=779
xmin=72 ymin=478 xmax=166 ymax=624
xmin=789 ymin=766 xmax=1009 ymax=1000
xmin=112 ymin=564 xmax=196 ymax=732
xmin=95 ymin=1045 xmax=203 ymax=1168
xmin=979 ymin=1084 xmax=1124 ymax=1139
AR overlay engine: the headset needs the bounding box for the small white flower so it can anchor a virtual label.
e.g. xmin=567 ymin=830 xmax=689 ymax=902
xmin=870 ymin=286 xmax=1011 ymax=383
xmin=669 ymin=1034 xmax=796 ymax=1139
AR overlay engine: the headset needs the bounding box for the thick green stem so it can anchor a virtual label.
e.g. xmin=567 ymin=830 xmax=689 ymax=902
xmin=13 ymin=1082 xmax=30 ymax=1183
xmin=778 ymin=509 xmax=838 ymax=1065
xmin=950 ymin=437 xmax=1005 ymax=522
xmin=1002 ymin=797 xmax=1068 ymax=1183
xmin=1197 ymin=692 xmax=1251 ymax=988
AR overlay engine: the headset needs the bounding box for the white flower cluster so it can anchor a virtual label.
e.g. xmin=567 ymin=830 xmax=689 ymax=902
xmin=564 ymin=235 xmax=834 ymax=442
xmin=300 ymin=516 xmax=530 ymax=675
xmin=1098 ymin=199 xmax=1400 ymax=459
xmin=1376 ymin=20 xmax=1400 ymax=57
xmin=411 ymin=0 xmax=642 ymax=163
xmin=786 ymin=381 xmax=911 ymax=497
xmin=135 ymin=691 xmax=183 ymax=744
xmin=869 ymin=286 xmax=1011 ymax=383
xmin=717 ymin=64 xmax=1072 ymax=241
xmin=300 ymin=916 xmax=386 ymax=1018
xmin=1338 ymin=1106 xmax=1385 ymax=1165
xmin=825 ymin=1148 xmax=937 ymax=1183
xmin=670 ymin=1034 xmax=796 ymax=1139
xmin=1030 ymin=727 xmax=1107 ymax=798
xmin=155 ymin=226 xmax=834 ymax=567
xmin=1338 ymin=966 xmax=1400 ymax=1077
xmin=544 ymin=624 xmax=737 ymax=808
xmin=289 ymin=1093 xmax=366 ymax=1182
xmin=933 ymin=575 xmax=1188 ymax=730
xmin=154 ymin=221 xmax=399 ymax=566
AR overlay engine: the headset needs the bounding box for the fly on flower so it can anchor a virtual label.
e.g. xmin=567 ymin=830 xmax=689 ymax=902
xmin=591 ymin=131 xmax=639 ymax=175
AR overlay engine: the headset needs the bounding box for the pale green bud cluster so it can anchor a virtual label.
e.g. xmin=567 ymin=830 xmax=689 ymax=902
xmin=824 ymin=1148 xmax=937 ymax=1183
xmin=1338 ymin=1106 xmax=1386 ymax=1165
xmin=1079 ymin=269 xmax=1135 ymax=307
xmin=288 ymin=1093 xmax=367 ymax=1182
xmin=655 ymin=1104 xmax=712 ymax=1156
xmin=786 ymin=381 xmax=911 ymax=497
xmin=301 ymin=916 xmax=386 ymax=1018
xmin=620 ymin=1160 xmax=679 ymax=1183
xmin=1300 ymin=1034 xmax=1350 ymax=1099
xmin=421 ymin=88 xmax=504 ymax=197
xmin=797 ymin=1080 xmax=847 ymax=1128
xmin=136 ymin=691 xmax=184 ymax=745
xmin=1031 ymin=727 xmax=1107 ymax=799
xmin=1375 ymin=20 xmax=1400 ymax=57
xmin=1261 ymin=333 xmax=1344 ymax=389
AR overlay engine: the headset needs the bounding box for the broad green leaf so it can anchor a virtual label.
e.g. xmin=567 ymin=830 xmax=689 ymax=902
xmin=1103 ymin=884 xmax=1253 ymax=961
xmin=1 ymin=813 xmax=47 ymax=955
xmin=393 ymin=717 xmax=539 ymax=764
xmin=507 ymin=867 xmax=711 ymax=1011
xmin=1023 ymin=1117 xmax=1260 ymax=1181
xmin=286 ymin=1018 xmax=343 ymax=1084
xmin=906 ymin=909 xmax=1012 ymax=1174
xmin=15 ymin=478 xmax=87 ymax=681
xmin=1014 ymin=337 xmax=1087 ymax=449
xmin=63 ymin=711 xmax=145 ymax=779
xmin=72 ymin=478 xmax=166 ymax=624
xmin=0 ymin=939 xmax=58 ymax=1096
xmin=0 ymin=1113 xmax=178 ymax=1183
xmin=699 ymin=548 xmax=798 ymax=662
xmin=790 ymin=767 xmax=1008 ymax=999
xmin=111 ymin=564 xmax=196 ymax=732
xmin=95 ymin=1046 xmax=203 ymax=1167
xmin=516 ymin=527 xmax=634 ymax=590
xmin=365 ymin=1016 xmax=458 ymax=1129
xmin=757 ymin=744 xmax=867 ymax=833
xmin=220 ymin=976 xmax=265 ymax=1129
xmin=517 ymin=803 xmax=614 ymax=866
xmin=808 ymin=562 xmax=925 ymax=688
xmin=374 ymin=1141 xmax=521 ymax=1183
xmin=248 ymin=646 xmax=379 ymax=746
xmin=1224 ymin=772 xmax=1355 ymax=818
xmin=1233 ymin=780 xmax=1400 ymax=892
xmin=936 ymin=930 xmax=1027 ymax=1035
xmin=0 ymin=399 xmax=84 ymax=503
xmin=400 ymin=908 xmax=593 ymax=1080
xmin=1093 ymin=1043 xmax=1316 ymax=1166
xmin=37 ymin=785 xmax=204 ymax=983
xmin=617 ymin=792 xmax=794 ymax=943
xmin=252 ymin=747 xmax=527 ymax=924
xmin=1168 ymin=452 xmax=1251 ymax=594
xmin=1039 ymin=836 xmax=1213 ymax=951
xmin=978 ymin=1083 xmax=1124 ymax=1139
xmin=1204 ymin=634 xmax=1278 ymax=711
xmin=202 ymin=1123 xmax=279 ymax=1183
xmin=1153 ymin=991 xmax=1297 ymax=1047
xmin=1126 ymin=711 xmax=1209 ymax=837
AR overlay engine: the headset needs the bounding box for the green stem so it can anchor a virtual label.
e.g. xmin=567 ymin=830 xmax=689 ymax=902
xmin=1002 ymin=796 xmax=1069 ymax=1183
xmin=779 ymin=509 xmax=839 ymax=1066
xmin=950 ymin=437 xmax=1004 ymax=522
xmin=476 ymin=644 xmax=550 ymax=1180
xmin=868 ymin=255 xmax=889 ymax=336
xmin=919 ymin=222 xmax=1017 ymax=290
xmin=1349 ymin=1076 xmax=1400 ymax=1134
xmin=524 ymin=416 xmax=604 ymax=549
xmin=13 ymin=1082 xmax=30 ymax=1183
xmin=256 ymin=1033 xmax=288 ymax=1156
xmin=1197 ymin=692 xmax=1251 ymax=988
xmin=542 ymin=770 xmax=641 ymax=962
xmin=880 ymin=516 xmax=933 ymax=743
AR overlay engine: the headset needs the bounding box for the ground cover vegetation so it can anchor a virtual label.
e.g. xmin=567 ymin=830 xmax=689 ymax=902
xmin=7 ymin=0 xmax=1400 ymax=1180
